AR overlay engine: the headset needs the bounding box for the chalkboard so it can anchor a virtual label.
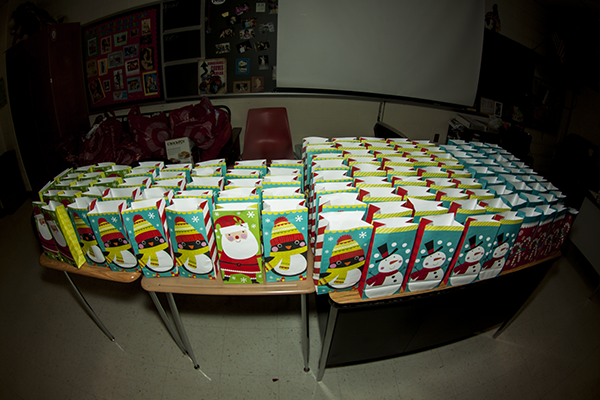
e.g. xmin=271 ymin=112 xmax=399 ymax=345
xmin=164 ymin=62 xmax=198 ymax=98
xmin=163 ymin=30 xmax=202 ymax=62
xmin=163 ymin=0 xmax=201 ymax=31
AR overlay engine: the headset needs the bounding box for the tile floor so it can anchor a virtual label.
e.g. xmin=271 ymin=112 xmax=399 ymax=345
xmin=1 ymin=199 xmax=599 ymax=400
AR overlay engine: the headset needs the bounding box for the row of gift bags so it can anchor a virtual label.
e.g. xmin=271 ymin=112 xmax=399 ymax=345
xmin=312 ymin=202 xmax=575 ymax=299
xmin=33 ymin=194 xmax=312 ymax=283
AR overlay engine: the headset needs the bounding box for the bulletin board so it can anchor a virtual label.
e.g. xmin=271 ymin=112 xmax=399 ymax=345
xmin=82 ymin=4 xmax=164 ymax=111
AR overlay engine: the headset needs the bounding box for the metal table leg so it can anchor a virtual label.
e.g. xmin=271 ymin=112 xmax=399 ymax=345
xmin=148 ymin=291 xmax=187 ymax=355
xmin=316 ymin=302 xmax=338 ymax=381
xmin=64 ymin=271 xmax=115 ymax=341
xmin=301 ymin=293 xmax=310 ymax=372
xmin=166 ymin=292 xmax=200 ymax=369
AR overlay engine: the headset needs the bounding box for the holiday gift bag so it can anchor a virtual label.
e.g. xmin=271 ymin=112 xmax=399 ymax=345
xmin=541 ymin=204 xmax=567 ymax=257
xmin=150 ymin=178 xmax=187 ymax=192
xmin=403 ymin=198 xmax=448 ymax=223
xmin=68 ymin=197 xmax=107 ymax=267
xmin=358 ymin=187 xmax=404 ymax=203
xmin=262 ymin=174 xmax=302 ymax=190
xmin=434 ymin=189 xmax=469 ymax=208
xmin=402 ymin=214 xmax=464 ymax=293
xmin=504 ymin=207 xmax=542 ymax=271
xmin=500 ymin=193 xmax=528 ymax=210
xmin=213 ymin=202 xmax=264 ymax=284
xmin=121 ymin=198 xmax=177 ymax=278
xmin=358 ymin=217 xmax=418 ymax=299
xmin=166 ymin=198 xmax=218 ymax=279
xmin=262 ymin=199 xmax=309 ymax=282
xmin=262 ymin=187 xmax=304 ymax=200
xmin=41 ymin=200 xmax=86 ymax=268
xmin=187 ymin=176 xmax=224 ymax=194
xmin=87 ymin=199 xmax=139 ymax=272
xmin=33 ymin=201 xmax=61 ymax=261
xmin=443 ymin=214 xmax=501 ymax=287
xmin=313 ymin=211 xmax=373 ymax=295
xmin=478 ymin=211 xmax=524 ymax=280
xmin=527 ymin=205 xmax=557 ymax=263
xmin=366 ymin=202 xmax=413 ymax=220
xmin=449 ymin=199 xmax=487 ymax=224
xmin=191 ymin=166 xmax=223 ymax=178
xmin=480 ymin=198 xmax=512 ymax=214
xmin=396 ymin=186 xmax=437 ymax=201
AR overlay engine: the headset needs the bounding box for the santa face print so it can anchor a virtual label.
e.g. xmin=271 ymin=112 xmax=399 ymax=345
xmin=493 ymin=242 xmax=509 ymax=258
xmin=423 ymin=251 xmax=446 ymax=269
xmin=225 ymin=229 xmax=248 ymax=243
xmin=465 ymin=246 xmax=485 ymax=263
xmin=379 ymin=253 xmax=403 ymax=273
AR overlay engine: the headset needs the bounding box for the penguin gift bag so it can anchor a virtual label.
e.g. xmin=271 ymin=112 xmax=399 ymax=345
xmin=358 ymin=216 xmax=419 ymax=299
xmin=166 ymin=198 xmax=218 ymax=279
xmin=313 ymin=211 xmax=373 ymax=295
xmin=67 ymin=197 xmax=107 ymax=267
xmin=213 ymin=202 xmax=264 ymax=284
xmin=403 ymin=213 xmax=464 ymax=293
xmin=262 ymin=199 xmax=309 ymax=282
xmin=478 ymin=211 xmax=524 ymax=280
xmin=41 ymin=200 xmax=86 ymax=268
xmin=121 ymin=198 xmax=177 ymax=278
xmin=87 ymin=199 xmax=139 ymax=272
xmin=442 ymin=214 xmax=501 ymax=287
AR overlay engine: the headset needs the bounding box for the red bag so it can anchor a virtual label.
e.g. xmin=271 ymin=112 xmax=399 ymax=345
xmin=128 ymin=105 xmax=172 ymax=159
xmin=79 ymin=111 xmax=123 ymax=165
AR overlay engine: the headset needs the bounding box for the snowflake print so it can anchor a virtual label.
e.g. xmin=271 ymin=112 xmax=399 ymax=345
xmin=247 ymin=211 xmax=255 ymax=218
xmin=325 ymin=250 xmax=329 ymax=254
xmin=125 ymin=216 xmax=130 ymax=222
xmin=240 ymin=277 xmax=248 ymax=283
xmin=214 ymin=212 xmax=220 ymax=217
xmin=328 ymin=237 xmax=334 ymax=241
xmin=148 ymin=212 xmax=156 ymax=220
xmin=359 ymin=232 xmax=367 ymax=239
xmin=251 ymin=224 xmax=256 ymax=229
xmin=111 ymin=216 xmax=118 ymax=223
xmin=266 ymin=218 xmax=271 ymax=223
xmin=295 ymin=215 xmax=303 ymax=222
xmin=192 ymin=216 xmax=199 ymax=223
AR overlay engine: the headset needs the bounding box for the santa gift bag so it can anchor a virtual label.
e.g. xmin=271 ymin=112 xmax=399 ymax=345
xmin=313 ymin=211 xmax=373 ymax=295
xmin=68 ymin=197 xmax=107 ymax=267
xmin=443 ymin=214 xmax=501 ymax=287
xmin=33 ymin=201 xmax=61 ymax=261
xmin=358 ymin=217 xmax=418 ymax=299
xmin=504 ymin=207 xmax=542 ymax=271
xmin=87 ymin=199 xmax=139 ymax=272
xmin=478 ymin=211 xmax=524 ymax=279
xmin=41 ymin=201 xmax=86 ymax=268
xmin=403 ymin=213 xmax=464 ymax=293
xmin=121 ymin=198 xmax=177 ymax=278
xmin=213 ymin=203 xmax=264 ymax=284
xmin=166 ymin=198 xmax=218 ymax=279
xmin=262 ymin=199 xmax=309 ymax=282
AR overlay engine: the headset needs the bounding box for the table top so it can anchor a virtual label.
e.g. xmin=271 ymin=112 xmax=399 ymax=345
xmin=329 ymin=251 xmax=561 ymax=305
xmin=39 ymin=254 xmax=141 ymax=283
xmin=141 ymin=249 xmax=315 ymax=296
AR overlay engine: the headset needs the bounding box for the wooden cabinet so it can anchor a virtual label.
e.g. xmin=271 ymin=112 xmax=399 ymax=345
xmin=6 ymin=23 xmax=90 ymax=193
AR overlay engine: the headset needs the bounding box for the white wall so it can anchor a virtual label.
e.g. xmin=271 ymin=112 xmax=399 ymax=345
xmin=0 ymin=0 xmax=589 ymax=191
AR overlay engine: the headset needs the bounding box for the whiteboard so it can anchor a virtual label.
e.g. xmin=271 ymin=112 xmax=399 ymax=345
xmin=277 ymin=0 xmax=485 ymax=106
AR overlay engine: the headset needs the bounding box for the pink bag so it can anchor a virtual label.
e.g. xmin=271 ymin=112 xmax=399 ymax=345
xmin=128 ymin=105 xmax=172 ymax=159
xmin=79 ymin=111 xmax=122 ymax=165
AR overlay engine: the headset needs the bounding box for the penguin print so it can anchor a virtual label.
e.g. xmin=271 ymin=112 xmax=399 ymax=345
xmin=97 ymin=217 xmax=138 ymax=269
xmin=173 ymin=216 xmax=213 ymax=275
xmin=318 ymin=235 xmax=365 ymax=290
xmin=133 ymin=214 xmax=174 ymax=273
xmin=73 ymin=214 xmax=105 ymax=264
xmin=265 ymin=217 xmax=307 ymax=277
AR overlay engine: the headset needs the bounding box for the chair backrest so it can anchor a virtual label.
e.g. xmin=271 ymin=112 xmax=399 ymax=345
xmin=242 ymin=107 xmax=295 ymax=162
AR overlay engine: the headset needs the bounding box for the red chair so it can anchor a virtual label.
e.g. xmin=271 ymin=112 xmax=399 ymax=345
xmin=242 ymin=107 xmax=295 ymax=162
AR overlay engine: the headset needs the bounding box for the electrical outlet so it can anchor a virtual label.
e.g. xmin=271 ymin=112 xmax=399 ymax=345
xmin=433 ymin=133 xmax=440 ymax=143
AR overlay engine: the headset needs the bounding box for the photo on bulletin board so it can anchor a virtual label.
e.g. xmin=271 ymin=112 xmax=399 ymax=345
xmin=198 ymin=58 xmax=227 ymax=95
xmin=82 ymin=3 xmax=163 ymax=111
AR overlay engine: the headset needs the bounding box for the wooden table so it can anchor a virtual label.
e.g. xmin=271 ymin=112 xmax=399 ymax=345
xmin=39 ymin=254 xmax=141 ymax=340
xmin=141 ymin=250 xmax=315 ymax=371
xmin=315 ymin=252 xmax=561 ymax=380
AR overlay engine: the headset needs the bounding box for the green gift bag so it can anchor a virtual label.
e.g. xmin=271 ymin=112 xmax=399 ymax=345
xmin=41 ymin=200 xmax=86 ymax=268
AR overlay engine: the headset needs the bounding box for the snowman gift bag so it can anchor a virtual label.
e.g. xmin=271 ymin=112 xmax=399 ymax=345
xmin=68 ymin=197 xmax=107 ymax=267
xmin=262 ymin=199 xmax=309 ymax=282
xmin=166 ymin=198 xmax=218 ymax=279
xmin=213 ymin=203 xmax=264 ymax=284
xmin=478 ymin=211 xmax=524 ymax=280
xmin=121 ymin=198 xmax=176 ymax=277
xmin=33 ymin=201 xmax=61 ymax=261
xmin=403 ymin=214 xmax=464 ymax=293
xmin=313 ymin=211 xmax=373 ymax=294
xmin=443 ymin=214 xmax=501 ymax=287
xmin=87 ymin=199 xmax=140 ymax=272
xmin=358 ymin=217 xmax=418 ymax=299
xmin=41 ymin=200 xmax=87 ymax=268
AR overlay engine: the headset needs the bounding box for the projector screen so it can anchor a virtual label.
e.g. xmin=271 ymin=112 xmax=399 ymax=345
xmin=277 ymin=0 xmax=485 ymax=107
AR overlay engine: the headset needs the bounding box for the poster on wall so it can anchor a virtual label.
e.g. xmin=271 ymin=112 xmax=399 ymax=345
xmin=82 ymin=4 xmax=163 ymax=111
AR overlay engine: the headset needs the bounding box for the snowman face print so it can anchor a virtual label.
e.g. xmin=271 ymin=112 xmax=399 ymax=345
xmin=423 ymin=250 xmax=446 ymax=268
xmin=493 ymin=242 xmax=510 ymax=258
xmin=465 ymin=245 xmax=485 ymax=263
xmin=379 ymin=253 xmax=403 ymax=273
